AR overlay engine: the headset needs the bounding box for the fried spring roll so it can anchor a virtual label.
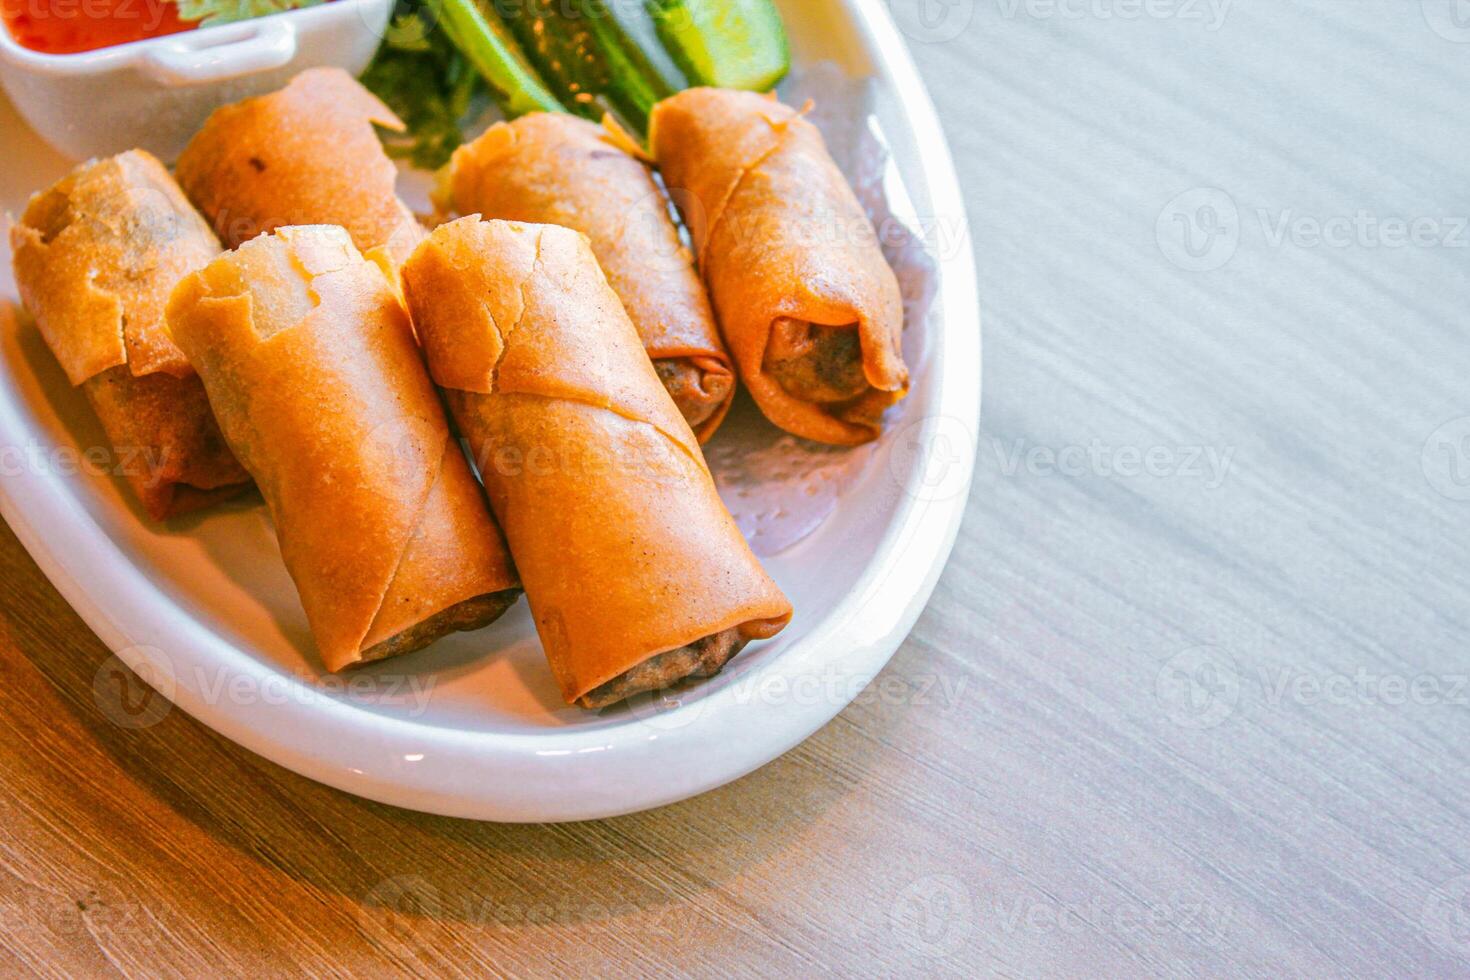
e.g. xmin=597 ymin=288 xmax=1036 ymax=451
xmin=166 ymin=226 xmax=520 ymax=671
xmin=175 ymin=68 xmax=425 ymax=266
xmin=450 ymin=114 xmax=736 ymax=441
xmin=401 ymin=218 xmax=791 ymax=708
xmin=9 ymin=151 xmax=250 ymax=520
xmin=649 ymin=88 xmax=909 ymax=445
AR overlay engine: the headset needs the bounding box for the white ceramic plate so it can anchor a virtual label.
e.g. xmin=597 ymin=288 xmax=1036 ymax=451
xmin=0 ymin=0 xmax=979 ymax=821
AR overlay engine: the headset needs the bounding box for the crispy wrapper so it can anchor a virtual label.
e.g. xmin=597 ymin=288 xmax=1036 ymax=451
xmin=649 ymin=88 xmax=909 ymax=445
xmin=9 ymin=151 xmax=250 ymax=520
xmin=166 ymin=226 xmax=520 ymax=672
xmin=450 ymin=114 xmax=735 ymax=441
xmin=175 ymin=68 xmax=425 ymax=267
xmin=401 ymin=218 xmax=791 ymax=707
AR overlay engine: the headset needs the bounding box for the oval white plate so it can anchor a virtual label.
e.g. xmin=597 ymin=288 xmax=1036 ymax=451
xmin=0 ymin=0 xmax=979 ymax=821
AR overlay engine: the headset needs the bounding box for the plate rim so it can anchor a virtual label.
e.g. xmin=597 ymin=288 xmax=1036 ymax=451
xmin=0 ymin=0 xmax=982 ymax=822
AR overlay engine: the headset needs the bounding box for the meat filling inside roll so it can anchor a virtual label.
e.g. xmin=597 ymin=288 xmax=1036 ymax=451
xmin=167 ymin=225 xmax=522 ymax=672
xmin=402 ymin=218 xmax=792 ymax=707
xmin=449 ymin=113 xmax=736 ymax=440
xmin=764 ymin=319 xmax=869 ymax=405
xmin=576 ymin=629 xmax=747 ymax=710
xmin=655 ymin=357 xmax=736 ymax=430
xmin=649 ymin=87 xmax=910 ymax=445
xmin=358 ymin=592 xmax=520 ymax=666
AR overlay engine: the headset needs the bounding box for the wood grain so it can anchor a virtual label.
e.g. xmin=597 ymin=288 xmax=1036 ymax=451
xmin=4 ymin=0 xmax=1470 ymax=975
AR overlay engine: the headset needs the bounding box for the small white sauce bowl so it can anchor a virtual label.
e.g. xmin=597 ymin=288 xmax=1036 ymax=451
xmin=0 ymin=0 xmax=392 ymax=161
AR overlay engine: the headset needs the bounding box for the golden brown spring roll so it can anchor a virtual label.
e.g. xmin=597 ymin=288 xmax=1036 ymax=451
xmin=166 ymin=226 xmax=520 ymax=671
xmin=175 ymin=68 xmax=424 ymax=266
xmin=401 ymin=218 xmax=792 ymax=708
xmin=9 ymin=150 xmax=250 ymax=520
xmin=649 ymin=88 xmax=909 ymax=446
xmin=450 ymin=114 xmax=735 ymax=441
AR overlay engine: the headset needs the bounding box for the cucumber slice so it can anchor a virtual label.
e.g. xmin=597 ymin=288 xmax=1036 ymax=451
xmin=492 ymin=1 xmax=606 ymax=115
xmin=581 ymin=1 xmax=685 ymax=130
xmin=648 ymin=0 xmax=790 ymax=92
xmin=596 ymin=1 xmax=690 ymax=96
xmin=490 ymin=1 xmax=680 ymax=133
xmin=438 ymin=0 xmax=564 ymax=118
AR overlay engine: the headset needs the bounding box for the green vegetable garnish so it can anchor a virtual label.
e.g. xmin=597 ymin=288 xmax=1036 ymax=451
xmin=362 ymin=10 xmax=483 ymax=170
xmin=357 ymin=0 xmax=791 ymax=161
xmin=174 ymin=0 xmax=320 ymax=28
xmin=594 ymin=0 xmax=690 ymax=97
xmin=489 ymin=0 xmax=680 ymax=133
xmin=577 ymin=0 xmax=687 ymax=130
xmin=439 ymin=0 xmax=564 ymax=118
xmin=648 ymin=0 xmax=789 ymax=92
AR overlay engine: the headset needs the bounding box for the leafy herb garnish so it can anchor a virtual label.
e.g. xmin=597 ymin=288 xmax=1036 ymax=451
xmin=361 ymin=5 xmax=485 ymax=171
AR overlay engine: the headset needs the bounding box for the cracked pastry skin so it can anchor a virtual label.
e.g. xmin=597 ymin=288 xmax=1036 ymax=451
xmin=649 ymin=87 xmax=909 ymax=445
xmin=401 ymin=218 xmax=791 ymax=707
xmin=450 ymin=113 xmax=735 ymax=441
xmin=166 ymin=226 xmax=520 ymax=672
xmin=9 ymin=150 xmax=250 ymax=520
xmin=175 ymin=68 xmax=425 ymax=267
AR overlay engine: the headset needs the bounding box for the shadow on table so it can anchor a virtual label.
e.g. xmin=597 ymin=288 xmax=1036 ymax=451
xmin=3 ymin=529 xmax=904 ymax=956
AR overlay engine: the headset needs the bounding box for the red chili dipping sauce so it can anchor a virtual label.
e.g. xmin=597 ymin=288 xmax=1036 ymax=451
xmin=2 ymin=0 xmax=197 ymax=55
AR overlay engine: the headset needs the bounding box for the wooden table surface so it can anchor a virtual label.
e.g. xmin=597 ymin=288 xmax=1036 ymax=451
xmin=5 ymin=1 xmax=1470 ymax=976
